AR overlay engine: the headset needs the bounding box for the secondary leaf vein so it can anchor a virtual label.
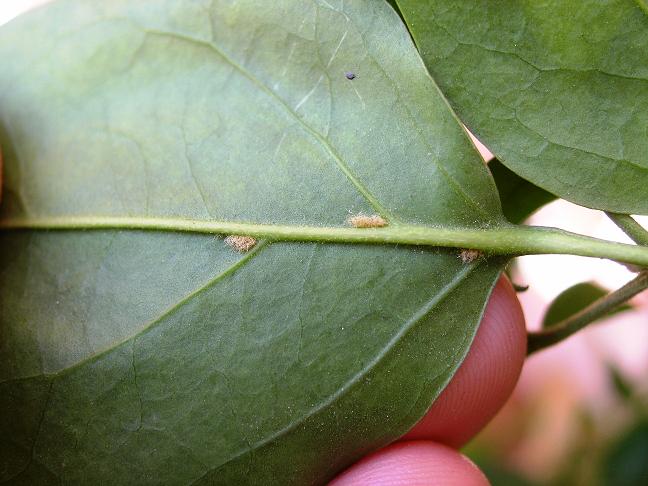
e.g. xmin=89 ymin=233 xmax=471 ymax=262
xmin=140 ymin=28 xmax=393 ymax=222
xmin=189 ymin=263 xmax=481 ymax=482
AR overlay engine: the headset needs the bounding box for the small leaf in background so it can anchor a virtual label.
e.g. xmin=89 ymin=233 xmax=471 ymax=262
xmin=395 ymin=0 xmax=648 ymax=215
xmin=608 ymin=364 xmax=635 ymax=402
xmin=607 ymin=363 xmax=648 ymax=418
xmin=603 ymin=421 xmax=648 ymax=486
xmin=542 ymin=282 xmax=633 ymax=329
xmin=488 ymin=159 xmax=556 ymax=224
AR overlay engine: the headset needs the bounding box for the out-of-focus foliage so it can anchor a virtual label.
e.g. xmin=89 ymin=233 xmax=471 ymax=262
xmin=542 ymin=282 xmax=633 ymax=329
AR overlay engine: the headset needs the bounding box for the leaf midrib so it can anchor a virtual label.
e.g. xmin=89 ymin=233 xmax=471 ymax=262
xmin=4 ymin=214 xmax=648 ymax=267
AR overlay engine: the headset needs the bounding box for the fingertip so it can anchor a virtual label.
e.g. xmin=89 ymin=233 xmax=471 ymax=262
xmin=403 ymin=276 xmax=527 ymax=447
xmin=329 ymin=441 xmax=489 ymax=486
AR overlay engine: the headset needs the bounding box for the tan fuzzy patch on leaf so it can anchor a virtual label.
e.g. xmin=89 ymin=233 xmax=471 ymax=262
xmin=224 ymin=235 xmax=257 ymax=253
xmin=347 ymin=213 xmax=388 ymax=228
xmin=459 ymin=249 xmax=483 ymax=263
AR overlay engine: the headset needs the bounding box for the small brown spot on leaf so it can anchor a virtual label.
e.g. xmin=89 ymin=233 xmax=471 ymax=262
xmin=347 ymin=213 xmax=388 ymax=228
xmin=459 ymin=249 xmax=483 ymax=263
xmin=224 ymin=235 xmax=257 ymax=253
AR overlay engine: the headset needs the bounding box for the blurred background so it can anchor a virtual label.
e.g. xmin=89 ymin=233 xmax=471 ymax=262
xmin=2 ymin=2 xmax=647 ymax=485
xmin=467 ymin=136 xmax=648 ymax=486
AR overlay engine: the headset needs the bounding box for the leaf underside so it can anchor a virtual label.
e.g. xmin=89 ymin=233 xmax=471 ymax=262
xmin=542 ymin=281 xmax=632 ymax=329
xmin=396 ymin=0 xmax=648 ymax=215
xmin=0 ymin=0 xmax=504 ymax=484
xmin=488 ymin=159 xmax=556 ymax=224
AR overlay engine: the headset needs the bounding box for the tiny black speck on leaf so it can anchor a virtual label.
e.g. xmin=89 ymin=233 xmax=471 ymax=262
xmin=345 ymin=72 xmax=356 ymax=80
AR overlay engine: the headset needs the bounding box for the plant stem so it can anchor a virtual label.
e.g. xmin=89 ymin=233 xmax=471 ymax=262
xmin=3 ymin=216 xmax=648 ymax=267
xmin=527 ymin=271 xmax=648 ymax=355
xmin=606 ymin=212 xmax=648 ymax=246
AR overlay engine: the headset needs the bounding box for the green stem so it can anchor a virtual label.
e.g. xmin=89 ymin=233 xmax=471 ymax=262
xmin=2 ymin=216 xmax=648 ymax=266
xmin=527 ymin=271 xmax=648 ymax=355
xmin=606 ymin=212 xmax=648 ymax=246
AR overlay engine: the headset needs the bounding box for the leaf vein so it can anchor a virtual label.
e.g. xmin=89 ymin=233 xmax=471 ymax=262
xmin=0 ymin=242 xmax=268 ymax=385
xmin=140 ymin=28 xmax=393 ymax=222
xmin=189 ymin=263 xmax=479 ymax=483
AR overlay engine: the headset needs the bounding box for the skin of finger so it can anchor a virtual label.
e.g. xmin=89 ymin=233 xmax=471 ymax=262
xmin=401 ymin=276 xmax=527 ymax=447
xmin=329 ymin=441 xmax=489 ymax=486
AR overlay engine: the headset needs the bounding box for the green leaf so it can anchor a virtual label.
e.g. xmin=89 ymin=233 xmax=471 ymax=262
xmin=395 ymin=0 xmax=648 ymax=215
xmin=608 ymin=364 xmax=634 ymax=401
xmin=489 ymin=159 xmax=556 ymax=224
xmin=0 ymin=0 xmax=505 ymax=484
xmin=603 ymin=421 xmax=648 ymax=486
xmin=477 ymin=463 xmax=539 ymax=486
xmin=542 ymin=282 xmax=632 ymax=329
xmin=386 ymin=0 xmax=404 ymax=19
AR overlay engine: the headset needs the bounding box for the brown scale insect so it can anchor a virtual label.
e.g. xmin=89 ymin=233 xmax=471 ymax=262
xmin=459 ymin=248 xmax=483 ymax=263
xmin=347 ymin=213 xmax=388 ymax=228
xmin=224 ymin=235 xmax=257 ymax=253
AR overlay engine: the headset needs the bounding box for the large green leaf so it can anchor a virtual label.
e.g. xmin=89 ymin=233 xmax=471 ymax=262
xmin=542 ymin=281 xmax=632 ymax=329
xmin=395 ymin=0 xmax=648 ymax=215
xmin=0 ymin=0 xmax=505 ymax=484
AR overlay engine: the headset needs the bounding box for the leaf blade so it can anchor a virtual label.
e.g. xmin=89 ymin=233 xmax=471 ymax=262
xmin=396 ymin=0 xmax=648 ymax=214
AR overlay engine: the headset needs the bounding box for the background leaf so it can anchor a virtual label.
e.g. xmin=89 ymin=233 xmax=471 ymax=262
xmin=542 ymin=281 xmax=632 ymax=329
xmin=488 ymin=159 xmax=556 ymax=224
xmin=0 ymin=0 xmax=505 ymax=484
xmin=603 ymin=421 xmax=648 ymax=486
xmin=395 ymin=0 xmax=648 ymax=215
